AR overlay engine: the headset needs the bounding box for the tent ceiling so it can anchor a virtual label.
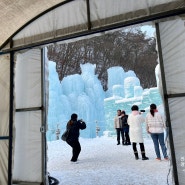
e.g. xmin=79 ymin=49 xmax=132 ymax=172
xmin=0 ymin=0 xmax=66 ymax=49
xmin=0 ymin=0 xmax=185 ymax=52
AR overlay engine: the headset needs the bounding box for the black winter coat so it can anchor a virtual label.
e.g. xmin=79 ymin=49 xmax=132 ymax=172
xmin=121 ymin=115 xmax=129 ymax=129
xmin=66 ymin=120 xmax=86 ymax=142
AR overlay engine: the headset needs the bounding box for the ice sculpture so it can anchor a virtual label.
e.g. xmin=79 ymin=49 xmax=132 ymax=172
xmin=47 ymin=59 xmax=162 ymax=140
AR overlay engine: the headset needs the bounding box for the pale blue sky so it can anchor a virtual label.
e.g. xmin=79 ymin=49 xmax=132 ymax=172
xmin=141 ymin=25 xmax=155 ymax=37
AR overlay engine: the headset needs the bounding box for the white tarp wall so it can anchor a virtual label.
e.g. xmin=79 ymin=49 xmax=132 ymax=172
xmin=0 ymin=54 xmax=10 ymax=185
xmin=13 ymin=49 xmax=44 ymax=183
xmin=158 ymin=18 xmax=185 ymax=185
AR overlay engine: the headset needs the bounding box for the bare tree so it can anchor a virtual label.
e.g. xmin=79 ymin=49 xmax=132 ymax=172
xmin=47 ymin=27 xmax=157 ymax=90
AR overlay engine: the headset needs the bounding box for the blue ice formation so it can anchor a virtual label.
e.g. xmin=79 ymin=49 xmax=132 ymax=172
xmin=47 ymin=58 xmax=162 ymax=140
xmin=47 ymin=61 xmax=105 ymax=141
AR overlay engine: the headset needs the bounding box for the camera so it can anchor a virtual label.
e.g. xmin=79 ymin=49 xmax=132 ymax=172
xmin=79 ymin=119 xmax=84 ymax=123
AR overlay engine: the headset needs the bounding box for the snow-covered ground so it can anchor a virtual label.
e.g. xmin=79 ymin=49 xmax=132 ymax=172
xmin=47 ymin=137 xmax=173 ymax=185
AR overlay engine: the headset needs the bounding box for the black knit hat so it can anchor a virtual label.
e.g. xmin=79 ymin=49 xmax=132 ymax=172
xmin=131 ymin=105 xmax=139 ymax=111
xmin=150 ymin=103 xmax=157 ymax=110
xmin=71 ymin=113 xmax=78 ymax=120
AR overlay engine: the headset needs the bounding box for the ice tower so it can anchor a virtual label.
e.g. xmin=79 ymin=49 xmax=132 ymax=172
xmin=104 ymin=66 xmax=162 ymax=137
xmin=47 ymin=61 xmax=105 ymax=141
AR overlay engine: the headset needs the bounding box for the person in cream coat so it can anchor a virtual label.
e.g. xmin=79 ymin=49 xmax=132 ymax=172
xmin=128 ymin=105 xmax=149 ymax=160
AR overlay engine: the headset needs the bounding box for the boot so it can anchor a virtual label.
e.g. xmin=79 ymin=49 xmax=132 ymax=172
xmin=117 ymin=141 xmax=120 ymax=145
xmin=122 ymin=141 xmax=127 ymax=145
xmin=126 ymin=141 xmax=131 ymax=145
xmin=134 ymin=151 xmax=139 ymax=160
xmin=141 ymin=151 xmax=149 ymax=160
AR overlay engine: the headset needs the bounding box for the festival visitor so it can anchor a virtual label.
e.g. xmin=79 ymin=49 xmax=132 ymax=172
xmin=66 ymin=113 xmax=86 ymax=162
xmin=114 ymin=109 xmax=124 ymax=145
xmin=128 ymin=105 xmax=149 ymax=160
xmin=121 ymin=110 xmax=131 ymax=145
xmin=145 ymin=103 xmax=168 ymax=161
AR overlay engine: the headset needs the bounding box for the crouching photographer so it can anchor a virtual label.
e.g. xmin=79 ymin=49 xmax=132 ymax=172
xmin=65 ymin=113 xmax=86 ymax=162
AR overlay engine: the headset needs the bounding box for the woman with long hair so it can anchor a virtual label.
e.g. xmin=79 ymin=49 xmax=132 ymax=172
xmin=146 ymin=104 xmax=168 ymax=161
xmin=66 ymin=113 xmax=86 ymax=162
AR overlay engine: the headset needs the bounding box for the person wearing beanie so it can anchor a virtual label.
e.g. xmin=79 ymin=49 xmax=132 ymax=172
xmin=65 ymin=113 xmax=86 ymax=162
xmin=128 ymin=105 xmax=149 ymax=160
xmin=146 ymin=104 xmax=168 ymax=161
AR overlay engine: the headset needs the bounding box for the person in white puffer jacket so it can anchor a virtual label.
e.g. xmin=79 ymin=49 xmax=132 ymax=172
xmin=128 ymin=105 xmax=149 ymax=160
xmin=146 ymin=103 xmax=168 ymax=161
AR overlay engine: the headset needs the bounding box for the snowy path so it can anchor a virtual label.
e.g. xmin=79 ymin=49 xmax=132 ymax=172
xmin=47 ymin=137 xmax=173 ymax=185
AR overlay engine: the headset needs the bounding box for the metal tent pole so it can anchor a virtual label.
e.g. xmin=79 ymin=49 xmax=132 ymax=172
xmin=41 ymin=48 xmax=48 ymax=184
xmin=8 ymin=41 xmax=15 ymax=185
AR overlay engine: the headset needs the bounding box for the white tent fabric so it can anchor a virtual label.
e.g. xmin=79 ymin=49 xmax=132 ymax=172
xmin=159 ymin=18 xmax=185 ymax=94
xmin=0 ymin=54 xmax=10 ymax=185
xmin=2 ymin=0 xmax=185 ymax=50
xmin=14 ymin=50 xmax=42 ymax=108
xmin=0 ymin=0 xmax=185 ymax=185
xmin=13 ymin=111 xmax=42 ymax=182
xmin=13 ymin=49 xmax=43 ymax=183
xmin=158 ymin=18 xmax=185 ymax=185
xmin=0 ymin=0 xmax=65 ymax=48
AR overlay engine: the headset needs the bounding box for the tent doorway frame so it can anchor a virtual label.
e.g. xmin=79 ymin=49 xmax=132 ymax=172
xmin=1 ymin=2 xmax=185 ymax=184
xmin=12 ymin=48 xmax=48 ymax=185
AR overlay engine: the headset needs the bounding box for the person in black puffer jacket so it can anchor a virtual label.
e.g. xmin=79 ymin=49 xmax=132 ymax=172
xmin=121 ymin=110 xmax=131 ymax=145
xmin=66 ymin=113 xmax=86 ymax=162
